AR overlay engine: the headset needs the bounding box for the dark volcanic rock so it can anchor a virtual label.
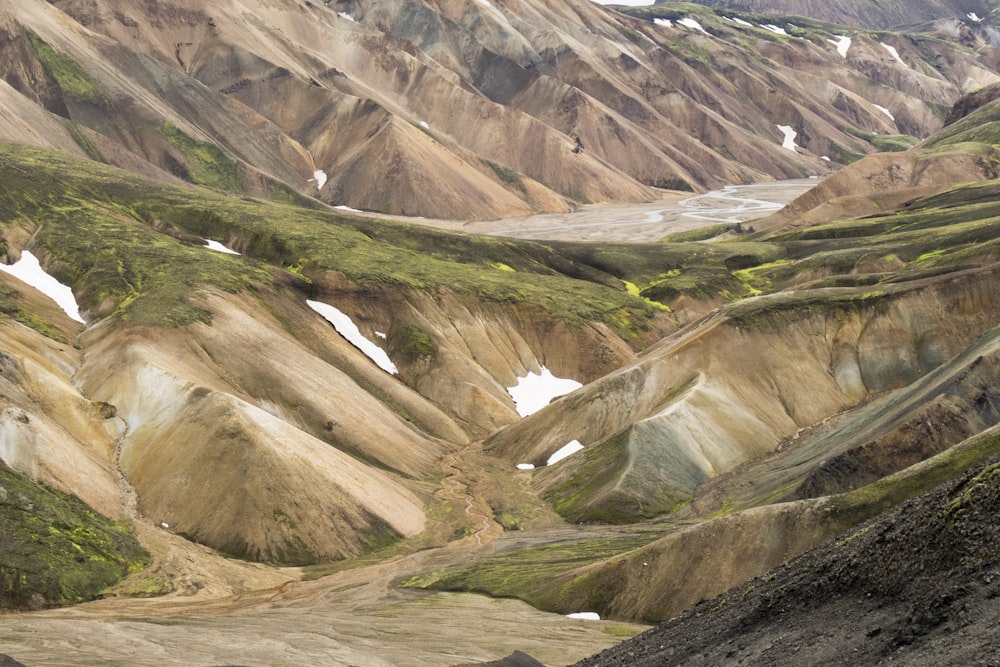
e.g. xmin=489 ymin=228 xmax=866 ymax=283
xmin=453 ymin=651 xmax=545 ymax=667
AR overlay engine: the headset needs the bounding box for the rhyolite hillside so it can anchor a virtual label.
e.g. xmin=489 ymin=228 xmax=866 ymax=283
xmin=1 ymin=0 xmax=997 ymax=220
xmin=0 ymin=1 xmax=1000 ymax=665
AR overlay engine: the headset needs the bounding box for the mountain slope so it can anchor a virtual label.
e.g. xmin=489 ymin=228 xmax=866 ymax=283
xmin=1 ymin=0 xmax=997 ymax=220
xmin=406 ymin=89 xmax=1000 ymax=641
xmin=677 ymin=0 xmax=996 ymax=29
xmin=0 ymin=140 xmax=676 ymax=568
xmin=573 ymin=428 xmax=1000 ymax=666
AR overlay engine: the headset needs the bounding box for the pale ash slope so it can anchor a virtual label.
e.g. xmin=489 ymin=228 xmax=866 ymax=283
xmin=71 ymin=292 xmax=448 ymax=563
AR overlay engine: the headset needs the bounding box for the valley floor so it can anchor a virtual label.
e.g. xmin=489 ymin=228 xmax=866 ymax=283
xmin=388 ymin=179 xmax=818 ymax=243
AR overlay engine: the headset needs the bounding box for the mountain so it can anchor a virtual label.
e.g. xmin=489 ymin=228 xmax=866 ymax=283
xmin=674 ymin=0 xmax=998 ymax=30
xmin=1 ymin=0 xmax=1000 ymax=664
xmin=1 ymin=0 xmax=997 ymax=221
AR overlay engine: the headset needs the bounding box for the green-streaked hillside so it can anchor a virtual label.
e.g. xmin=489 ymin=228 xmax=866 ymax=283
xmin=0 ymin=144 xmax=665 ymax=336
xmin=0 ymin=459 xmax=147 ymax=609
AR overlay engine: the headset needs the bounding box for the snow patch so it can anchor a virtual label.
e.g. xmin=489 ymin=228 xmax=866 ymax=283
xmin=307 ymin=299 xmax=397 ymax=374
xmin=828 ymin=35 xmax=851 ymax=58
xmin=969 ymin=12 xmax=984 ymax=22
xmin=338 ymin=12 xmax=355 ymax=21
xmin=547 ymin=440 xmax=584 ymax=466
xmin=761 ymin=24 xmax=788 ymax=36
xmin=653 ymin=18 xmax=673 ymax=28
xmin=312 ymin=169 xmax=328 ymax=191
xmin=725 ymin=16 xmax=753 ymax=27
xmin=507 ymin=367 xmax=582 ymax=417
xmin=335 ymin=205 xmax=362 ymax=212
xmin=881 ymin=42 xmax=907 ymax=67
xmin=821 ymin=155 xmax=831 ymax=161
xmin=677 ymin=17 xmax=709 ymax=34
xmin=375 ymin=331 xmax=387 ymax=339
xmin=204 ymin=239 xmax=240 ymax=255
xmin=567 ymin=612 xmax=601 ymax=621
xmin=874 ymin=104 xmax=895 ymax=121
xmin=776 ymin=124 xmax=797 ymax=151
xmin=516 ymin=463 xmax=536 ymax=470
xmin=419 ymin=120 xmax=430 ymax=129
xmin=475 ymin=0 xmax=511 ymax=24
xmin=0 ymin=250 xmax=84 ymax=324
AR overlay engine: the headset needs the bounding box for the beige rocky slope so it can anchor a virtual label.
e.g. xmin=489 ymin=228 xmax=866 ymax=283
xmin=0 ymin=305 xmax=121 ymax=519
xmin=533 ymin=315 xmax=1000 ymax=623
xmin=1 ymin=0 xmax=996 ymax=220
xmin=759 ymin=147 xmax=1000 ymax=232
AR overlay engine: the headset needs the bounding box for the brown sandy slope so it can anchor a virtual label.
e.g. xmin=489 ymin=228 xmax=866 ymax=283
xmin=0 ymin=0 xmax=997 ymax=219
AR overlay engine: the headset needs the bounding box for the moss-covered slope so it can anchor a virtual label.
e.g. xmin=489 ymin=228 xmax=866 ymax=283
xmin=0 ymin=459 xmax=147 ymax=610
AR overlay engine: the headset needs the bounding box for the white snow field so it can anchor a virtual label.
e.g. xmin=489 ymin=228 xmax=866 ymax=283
xmin=507 ymin=367 xmax=583 ymax=417
xmin=307 ymin=299 xmax=398 ymax=374
xmin=204 ymin=240 xmax=241 ymax=255
xmin=828 ymin=35 xmax=851 ymax=58
xmin=0 ymin=250 xmax=85 ymax=323
xmin=776 ymin=124 xmax=797 ymax=151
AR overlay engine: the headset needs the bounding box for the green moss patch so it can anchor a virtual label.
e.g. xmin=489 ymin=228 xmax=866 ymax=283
xmin=0 ymin=459 xmax=148 ymax=609
xmin=25 ymin=30 xmax=106 ymax=106
xmin=401 ymin=532 xmax=658 ymax=610
xmin=0 ymin=144 xmax=660 ymax=338
xmin=158 ymin=122 xmax=243 ymax=193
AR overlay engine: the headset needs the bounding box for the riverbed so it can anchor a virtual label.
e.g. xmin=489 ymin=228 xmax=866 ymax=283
xmin=458 ymin=179 xmax=818 ymax=242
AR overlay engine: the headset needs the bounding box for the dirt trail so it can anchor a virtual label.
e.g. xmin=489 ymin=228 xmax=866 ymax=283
xmin=438 ymin=443 xmax=504 ymax=547
xmin=0 ymin=440 xmax=641 ymax=666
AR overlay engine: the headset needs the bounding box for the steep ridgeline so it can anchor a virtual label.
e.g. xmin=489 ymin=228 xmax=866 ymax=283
xmin=674 ymin=0 xmax=999 ymax=30
xmin=0 ymin=0 xmax=996 ymax=219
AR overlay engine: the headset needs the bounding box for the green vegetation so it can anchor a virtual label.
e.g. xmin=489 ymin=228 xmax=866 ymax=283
xmin=922 ymin=98 xmax=1000 ymax=148
xmin=66 ymin=122 xmax=105 ymax=163
xmin=661 ymin=223 xmax=733 ymax=243
xmin=0 ymin=281 xmax=69 ymax=342
xmin=25 ymin=30 xmax=106 ymax=106
xmin=159 ymin=122 xmax=244 ymax=192
xmin=551 ymin=239 xmax=784 ymax=307
xmin=485 ymin=160 xmax=526 ymax=193
xmin=388 ymin=324 xmax=436 ymax=361
xmin=827 ymin=427 xmax=1000 ymax=532
xmin=401 ymin=532 xmax=659 ymax=610
xmin=0 ymin=459 xmax=148 ymax=609
xmin=872 ymin=134 xmax=919 ymax=152
xmin=0 ymin=144 xmax=659 ymax=337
